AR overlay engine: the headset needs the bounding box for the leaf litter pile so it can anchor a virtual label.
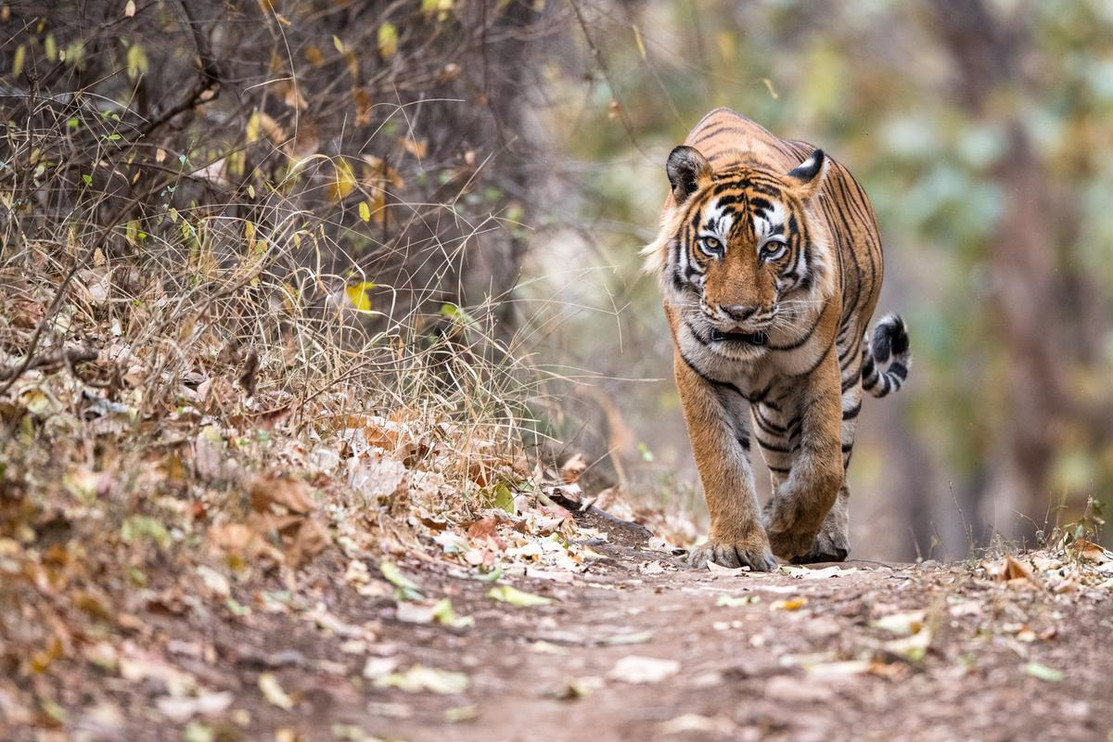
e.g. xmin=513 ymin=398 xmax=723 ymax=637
xmin=3 ymin=277 xmax=1113 ymax=742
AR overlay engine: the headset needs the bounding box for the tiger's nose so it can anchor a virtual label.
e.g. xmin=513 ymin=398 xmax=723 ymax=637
xmin=720 ymin=305 xmax=758 ymax=322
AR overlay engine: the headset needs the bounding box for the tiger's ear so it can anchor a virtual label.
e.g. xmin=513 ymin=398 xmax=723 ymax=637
xmin=785 ymin=149 xmax=829 ymax=200
xmin=666 ymin=146 xmax=713 ymax=203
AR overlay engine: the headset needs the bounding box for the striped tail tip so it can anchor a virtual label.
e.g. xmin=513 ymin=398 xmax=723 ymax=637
xmin=861 ymin=313 xmax=910 ymax=398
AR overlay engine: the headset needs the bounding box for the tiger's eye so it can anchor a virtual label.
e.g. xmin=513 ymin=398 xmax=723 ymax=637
xmin=703 ymin=237 xmax=721 ymax=252
xmin=761 ymin=241 xmax=787 ymax=260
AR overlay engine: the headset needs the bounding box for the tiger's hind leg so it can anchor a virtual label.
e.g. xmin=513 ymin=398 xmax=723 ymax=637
xmin=793 ymin=484 xmax=850 ymax=563
xmin=792 ymin=383 xmax=861 ymax=564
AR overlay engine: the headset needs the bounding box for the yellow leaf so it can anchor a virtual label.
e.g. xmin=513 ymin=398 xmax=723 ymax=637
xmin=332 ymin=35 xmax=345 ymax=54
xmin=345 ymin=282 xmax=377 ymax=312
xmin=632 ymin=25 xmax=646 ymax=61
xmin=258 ymin=673 xmax=293 ymax=710
xmin=13 ymin=44 xmax=25 ymax=78
xmin=127 ymin=43 xmax=149 ymax=80
xmin=358 ymin=201 xmax=371 ymax=223
xmin=422 ymin=0 xmax=455 ymax=18
xmin=771 ymin=597 xmax=808 ymax=611
xmin=761 ymin=78 xmax=780 ymax=100
xmin=378 ymin=22 xmax=399 ymax=59
xmin=327 ymin=158 xmax=357 ymax=202
xmin=246 ymin=111 xmax=285 ymax=145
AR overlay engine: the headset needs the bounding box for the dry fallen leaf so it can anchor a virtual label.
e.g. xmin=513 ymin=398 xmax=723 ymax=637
xmin=372 ymin=665 xmax=469 ymax=694
xmin=1023 ymin=662 xmax=1063 ymax=682
xmin=258 ymin=672 xmax=294 ymax=710
xmin=982 ymin=555 xmax=1035 ymax=585
xmin=771 ymin=597 xmax=809 ymax=611
xmin=607 ymin=656 xmax=680 ymax=684
xmin=155 ymin=692 xmax=233 ymax=723
xmin=1069 ymin=539 xmax=1112 ymax=564
xmin=872 ymin=610 xmax=926 ymax=636
xmin=560 ymin=453 xmax=588 ymax=484
xmin=250 ymin=477 xmax=316 ymax=515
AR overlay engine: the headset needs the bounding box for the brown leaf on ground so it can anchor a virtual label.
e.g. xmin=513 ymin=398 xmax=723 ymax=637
xmin=983 ymin=555 xmax=1036 ymax=585
xmin=1069 ymin=539 xmax=1112 ymax=564
xmin=207 ymin=522 xmax=283 ymax=563
xmin=466 ymin=517 xmax=501 ymax=542
xmin=250 ymin=477 xmax=316 ymax=515
xmin=561 ymin=453 xmax=588 ymax=484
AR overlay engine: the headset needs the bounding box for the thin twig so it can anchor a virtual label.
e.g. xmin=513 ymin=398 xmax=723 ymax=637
xmin=567 ymin=0 xmax=650 ymax=160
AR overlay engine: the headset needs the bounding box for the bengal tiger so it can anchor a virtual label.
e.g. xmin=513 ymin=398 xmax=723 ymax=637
xmin=643 ymin=108 xmax=910 ymax=571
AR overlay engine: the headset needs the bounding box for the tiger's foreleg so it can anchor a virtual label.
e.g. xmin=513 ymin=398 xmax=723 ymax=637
xmin=763 ymin=347 xmax=844 ymax=561
xmin=675 ymin=352 xmax=777 ymax=572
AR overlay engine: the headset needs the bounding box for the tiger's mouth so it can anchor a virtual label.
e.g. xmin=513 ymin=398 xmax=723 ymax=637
xmin=709 ymin=328 xmax=769 ymax=346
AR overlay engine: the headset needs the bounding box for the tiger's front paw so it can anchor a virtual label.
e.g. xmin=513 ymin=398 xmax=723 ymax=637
xmin=686 ymin=534 xmax=778 ymax=572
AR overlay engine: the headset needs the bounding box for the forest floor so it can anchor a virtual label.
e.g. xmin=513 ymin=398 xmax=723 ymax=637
xmin=1 ymin=278 xmax=1111 ymax=741
xmin=4 ymin=499 xmax=1112 ymax=742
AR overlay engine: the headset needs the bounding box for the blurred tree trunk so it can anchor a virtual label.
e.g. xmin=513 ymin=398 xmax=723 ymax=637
xmin=930 ymin=0 xmax=1065 ymax=538
xmin=460 ymin=0 xmax=546 ymax=340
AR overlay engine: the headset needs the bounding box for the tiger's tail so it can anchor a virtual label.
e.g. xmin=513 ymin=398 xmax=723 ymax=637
xmin=862 ymin=313 xmax=910 ymax=398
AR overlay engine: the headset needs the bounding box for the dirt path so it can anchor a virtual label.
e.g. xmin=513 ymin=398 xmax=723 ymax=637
xmin=24 ymin=518 xmax=1108 ymax=742
xmin=328 ymin=548 xmax=1112 ymax=742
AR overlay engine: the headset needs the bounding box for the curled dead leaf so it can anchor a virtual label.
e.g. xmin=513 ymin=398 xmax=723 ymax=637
xmin=560 ymin=453 xmax=587 ymax=484
xmin=250 ymin=477 xmax=316 ymax=515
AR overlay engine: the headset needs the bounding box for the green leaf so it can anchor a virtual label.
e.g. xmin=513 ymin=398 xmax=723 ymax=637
xmin=1023 ymin=662 xmax=1063 ymax=682
xmin=226 ymin=597 xmax=251 ymax=617
xmin=432 ymin=598 xmax=474 ymax=628
xmin=358 ymin=200 xmax=371 ymax=223
xmin=486 ymin=585 xmax=552 ymax=607
xmin=491 ymin=483 xmax=515 ymax=514
xmin=82 ymin=174 xmax=93 ymax=186
xmin=120 ymin=515 xmax=169 ymax=549
xmin=381 ymin=561 xmax=423 ymax=601
xmin=439 ymin=302 xmax=477 ymax=328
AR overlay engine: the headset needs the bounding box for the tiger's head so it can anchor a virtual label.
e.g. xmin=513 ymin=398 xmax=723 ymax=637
xmin=646 ymin=145 xmax=835 ymax=358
